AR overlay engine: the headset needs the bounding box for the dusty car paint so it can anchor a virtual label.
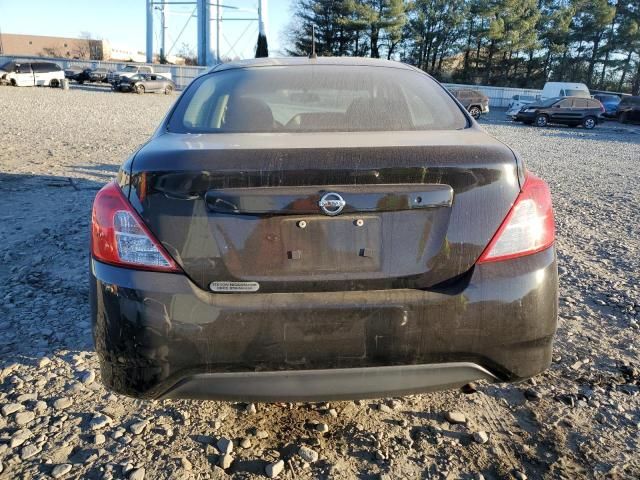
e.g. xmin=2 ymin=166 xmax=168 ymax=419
xmin=92 ymin=57 xmax=557 ymax=401
xmin=125 ymin=129 xmax=521 ymax=293
xmin=91 ymin=245 xmax=557 ymax=400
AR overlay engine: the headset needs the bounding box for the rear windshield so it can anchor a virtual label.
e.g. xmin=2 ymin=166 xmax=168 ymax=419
xmin=168 ymin=65 xmax=467 ymax=133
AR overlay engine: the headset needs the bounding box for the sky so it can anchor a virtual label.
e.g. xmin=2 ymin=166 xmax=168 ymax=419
xmin=0 ymin=0 xmax=294 ymax=59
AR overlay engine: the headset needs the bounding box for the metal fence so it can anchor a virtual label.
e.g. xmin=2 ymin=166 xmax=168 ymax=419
xmin=1 ymin=54 xmax=544 ymax=103
xmin=0 ymin=55 xmax=208 ymax=90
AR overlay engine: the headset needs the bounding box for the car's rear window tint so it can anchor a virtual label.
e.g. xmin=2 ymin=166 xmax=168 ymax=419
xmin=168 ymin=65 xmax=467 ymax=133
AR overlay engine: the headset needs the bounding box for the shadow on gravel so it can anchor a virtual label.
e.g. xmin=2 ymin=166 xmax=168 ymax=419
xmin=71 ymin=164 xmax=120 ymax=181
xmin=541 ymin=129 xmax=640 ymax=144
xmin=0 ymin=172 xmax=106 ymax=372
xmin=68 ymin=83 xmax=114 ymax=93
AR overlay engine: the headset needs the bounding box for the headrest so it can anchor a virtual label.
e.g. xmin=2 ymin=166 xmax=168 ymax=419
xmin=224 ymin=96 xmax=274 ymax=132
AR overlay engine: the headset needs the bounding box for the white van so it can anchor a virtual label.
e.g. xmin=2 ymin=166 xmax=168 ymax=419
xmin=541 ymin=82 xmax=590 ymax=100
xmin=0 ymin=61 xmax=65 ymax=87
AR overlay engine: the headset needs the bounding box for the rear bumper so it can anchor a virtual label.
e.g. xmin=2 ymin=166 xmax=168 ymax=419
xmin=161 ymin=363 xmax=496 ymax=402
xmin=91 ymin=247 xmax=558 ymax=401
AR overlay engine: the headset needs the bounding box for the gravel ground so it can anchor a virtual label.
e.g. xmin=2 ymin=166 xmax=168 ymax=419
xmin=0 ymin=85 xmax=638 ymax=480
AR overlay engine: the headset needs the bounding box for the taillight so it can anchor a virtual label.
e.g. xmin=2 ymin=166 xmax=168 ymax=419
xmin=477 ymin=173 xmax=555 ymax=263
xmin=91 ymin=182 xmax=181 ymax=272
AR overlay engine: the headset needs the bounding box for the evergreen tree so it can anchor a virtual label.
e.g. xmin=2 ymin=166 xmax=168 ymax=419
xmin=286 ymin=0 xmax=640 ymax=92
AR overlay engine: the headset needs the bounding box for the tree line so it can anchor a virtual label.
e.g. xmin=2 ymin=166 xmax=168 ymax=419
xmin=286 ymin=0 xmax=640 ymax=94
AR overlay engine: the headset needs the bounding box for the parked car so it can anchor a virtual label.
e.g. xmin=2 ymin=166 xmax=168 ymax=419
xmin=616 ymin=95 xmax=640 ymax=124
xmin=592 ymin=93 xmax=621 ymax=118
xmin=540 ymin=82 xmax=590 ymax=100
xmin=113 ymin=73 xmax=175 ymax=94
xmin=107 ymin=64 xmax=171 ymax=84
xmin=76 ymin=67 xmax=111 ymax=84
xmin=0 ymin=61 xmax=64 ymax=87
xmin=64 ymin=66 xmax=83 ymax=80
xmin=506 ymin=94 xmax=538 ymax=117
xmin=450 ymin=88 xmax=489 ymax=118
xmin=90 ymin=57 xmax=558 ymax=402
xmin=513 ymin=96 xmax=604 ymax=129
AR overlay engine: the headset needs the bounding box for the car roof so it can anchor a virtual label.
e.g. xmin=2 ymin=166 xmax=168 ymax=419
xmin=544 ymin=82 xmax=588 ymax=87
xmin=210 ymin=56 xmax=415 ymax=73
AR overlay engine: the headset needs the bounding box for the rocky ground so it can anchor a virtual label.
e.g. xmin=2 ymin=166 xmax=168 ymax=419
xmin=0 ymin=85 xmax=638 ymax=480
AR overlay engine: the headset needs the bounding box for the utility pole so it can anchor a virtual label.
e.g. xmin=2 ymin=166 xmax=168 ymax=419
xmin=160 ymin=0 xmax=168 ymax=63
xmin=196 ymin=0 xmax=211 ymax=66
xmin=255 ymin=0 xmax=268 ymax=57
xmin=216 ymin=1 xmax=221 ymax=63
xmin=146 ymin=0 xmax=153 ymax=63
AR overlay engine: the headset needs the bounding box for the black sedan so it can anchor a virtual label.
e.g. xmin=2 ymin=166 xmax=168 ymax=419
xmin=79 ymin=67 xmax=111 ymax=83
xmin=513 ymin=96 xmax=604 ymax=129
xmin=64 ymin=66 xmax=83 ymax=79
xmin=90 ymin=57 xmax=557 ymax=401
xmin=617 ymin=95 xmax=640 ymax=124
xmin=113 ymin=73 xmax=175 ymax=94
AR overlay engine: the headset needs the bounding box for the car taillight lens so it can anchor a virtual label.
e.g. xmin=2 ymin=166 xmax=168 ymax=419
xmin=477 ymin=173 xmax=555 ymax=263
xmin=91 ymin=182 xmax=180 ymax=272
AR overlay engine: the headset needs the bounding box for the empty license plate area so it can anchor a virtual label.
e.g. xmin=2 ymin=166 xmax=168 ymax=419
xmin=280 ymin=216 xmax=381 ymax=273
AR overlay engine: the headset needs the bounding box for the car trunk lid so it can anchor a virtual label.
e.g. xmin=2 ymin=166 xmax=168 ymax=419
xmin=128 ymin=130 xmax=520 ymax=293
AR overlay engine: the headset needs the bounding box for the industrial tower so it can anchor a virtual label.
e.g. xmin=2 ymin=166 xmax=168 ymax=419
xmin=145 ymin=0 xmax=268 ymax=66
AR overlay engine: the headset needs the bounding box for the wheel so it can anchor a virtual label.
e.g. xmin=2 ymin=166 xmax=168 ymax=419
xmin=618 ymin=112 xmax=628 ymax=124
xmin=535 ymin=114 xmax=548 ymax=127
xmin=582 ymin=116 xmax=596 ymax=130
xmin=10 ymin=79 xmax=17 ymax=86
xmin=469 ymin=106 xmax=482 ymax=119
xmin=135 ymin=84 xmax=145 ymax=94
xmin=164 ymin=84 xmax=174 ymax=95
xmin=49 ymin=79 xmax=59 ymax=88
xmin=78 ymin=79 xmax=84 ymax=84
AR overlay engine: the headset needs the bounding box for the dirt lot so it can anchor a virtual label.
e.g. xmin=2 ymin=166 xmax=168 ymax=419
xmin=0 ymin=85 xmax=638 ymax=480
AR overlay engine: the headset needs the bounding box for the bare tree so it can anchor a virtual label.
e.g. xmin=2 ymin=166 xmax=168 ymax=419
xmin=41 ymin=46 xmax=63 ymax=57
xmin=74 ymin=32 xmax=91 ymax=59
xmin=78 ymin=32 xmax=102 ymax=60
xmin=177 ymin=43 xmax=198 ymax=65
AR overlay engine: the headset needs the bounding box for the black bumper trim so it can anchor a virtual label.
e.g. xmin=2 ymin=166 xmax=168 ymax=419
xmin=158 ymin=362 xmax=497 ymax=402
